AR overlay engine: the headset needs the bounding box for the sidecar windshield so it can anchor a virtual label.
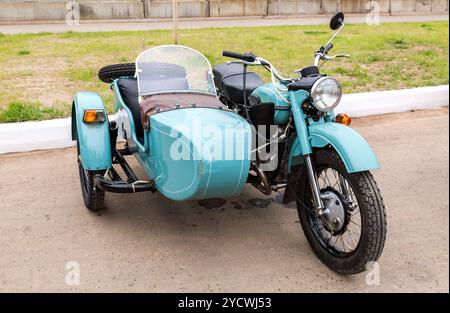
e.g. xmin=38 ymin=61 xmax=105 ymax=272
xmin=135 ymin=45 xmax=216 ymax=97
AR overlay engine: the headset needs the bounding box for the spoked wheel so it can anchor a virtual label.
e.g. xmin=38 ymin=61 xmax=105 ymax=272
xmin=77 ymin=141 xmax=105 ymax=211
xmin=297 ymin=149 xmax=387 ymax=275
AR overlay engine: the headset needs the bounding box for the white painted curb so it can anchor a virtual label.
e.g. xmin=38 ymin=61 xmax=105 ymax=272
xmin=0 ymin=117 xmax=73 ymax=154
xmin=335 ymin=85 xmax=449 ymax=117
xmin=0 ymin=85 xmax=448 ymax=155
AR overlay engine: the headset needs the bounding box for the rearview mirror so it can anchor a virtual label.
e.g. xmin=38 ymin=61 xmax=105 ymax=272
xmin=330 ymin=12 xmax=344 ymax=30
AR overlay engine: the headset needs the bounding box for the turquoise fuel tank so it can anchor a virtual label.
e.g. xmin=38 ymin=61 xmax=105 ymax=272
xmin=250 ymin=84 xmax=292 ymax=125
xmin=137 ymin=108 xmax=252 ymax=201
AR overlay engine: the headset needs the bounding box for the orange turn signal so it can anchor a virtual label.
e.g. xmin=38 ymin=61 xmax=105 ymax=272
xmin=83 ymin=109 xmax=105 ymax=123
xmin=335 ymin=113 xmax=352 ymax=126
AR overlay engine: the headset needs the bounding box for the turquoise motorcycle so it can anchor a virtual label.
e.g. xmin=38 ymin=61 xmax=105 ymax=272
xmin=72 ymin=12 xmax=386 ymax=274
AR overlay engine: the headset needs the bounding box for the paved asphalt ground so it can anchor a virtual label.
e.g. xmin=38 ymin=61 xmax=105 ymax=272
xmin=0 ymin=14 xmax=448 ymax=34
xmin=0 ymin=108 xmax=448 ymax=292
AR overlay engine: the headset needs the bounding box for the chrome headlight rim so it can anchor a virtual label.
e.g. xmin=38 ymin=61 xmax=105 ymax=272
xmin=310 ymin=77 xmax=342 ymax=112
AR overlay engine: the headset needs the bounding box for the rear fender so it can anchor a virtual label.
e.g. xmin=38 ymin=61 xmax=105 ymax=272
xmin=72 ymin=92 xmax=111 ymax=170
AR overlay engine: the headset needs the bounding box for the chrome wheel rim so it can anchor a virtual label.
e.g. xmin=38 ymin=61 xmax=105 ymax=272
xmin=308 ymin=167 xmax=362 ymax=257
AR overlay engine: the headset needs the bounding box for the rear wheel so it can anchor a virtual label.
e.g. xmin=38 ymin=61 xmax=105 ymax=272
xmin=297 ymin=149 xmax=387 ymax=275
xmin=77 ymin=141 xmax=105 ymax=211
xmin=98 ymin=63 xmax=135 ymax=83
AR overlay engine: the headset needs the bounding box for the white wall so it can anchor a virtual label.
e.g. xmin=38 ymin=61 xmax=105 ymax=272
xmin=0 ymin=0 xmax=448 ymax=21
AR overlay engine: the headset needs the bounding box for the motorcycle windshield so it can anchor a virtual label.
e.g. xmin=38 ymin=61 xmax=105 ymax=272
xmin=135 ymin=45 xmax=216 ymax=97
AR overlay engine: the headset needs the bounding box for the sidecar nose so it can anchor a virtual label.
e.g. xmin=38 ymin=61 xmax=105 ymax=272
xmin=142 ymin=108 xmax=252 ymax=201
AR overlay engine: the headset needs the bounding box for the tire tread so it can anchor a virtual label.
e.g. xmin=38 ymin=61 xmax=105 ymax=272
xmin=98 ymin=63 xmax=136 ymax=83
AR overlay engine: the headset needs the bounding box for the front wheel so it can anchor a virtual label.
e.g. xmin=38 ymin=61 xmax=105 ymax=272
xmin=297 ymin=149 xmax=387 ymax=275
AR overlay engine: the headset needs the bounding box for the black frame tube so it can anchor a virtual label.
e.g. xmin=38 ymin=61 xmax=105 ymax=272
xmin=94 ymin=148 xmax=156 ymax=193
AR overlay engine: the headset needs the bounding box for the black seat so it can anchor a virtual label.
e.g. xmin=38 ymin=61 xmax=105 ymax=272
xmin=117 ymin=78 xmax=144 ymax=144
xmin=213 ymin=63 xmax=264 ymax=104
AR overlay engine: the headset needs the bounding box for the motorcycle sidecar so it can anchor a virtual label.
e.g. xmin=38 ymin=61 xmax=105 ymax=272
xmin=72 ymin=45 xmax=253 ymax=208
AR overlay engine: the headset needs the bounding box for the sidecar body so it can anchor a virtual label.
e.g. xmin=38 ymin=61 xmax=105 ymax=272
xmin=73 ymin=45 xmax=252 ymax=201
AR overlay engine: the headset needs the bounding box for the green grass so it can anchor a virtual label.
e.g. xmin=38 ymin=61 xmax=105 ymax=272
xmin=0 ymin=21 xmax=448 ymax=122
xmin=17 ymin=50 xmax=31 ymax=56
xmin=67 ymin=68 xmax=97 ymax=82
xmin=0 ymin=101 xmax=65 ymax=123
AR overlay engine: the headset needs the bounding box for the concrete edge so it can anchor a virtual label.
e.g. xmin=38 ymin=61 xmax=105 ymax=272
xmin=0 ymin=85 xmax=448 ymax=155
xmin=335 ymin=85 xmax=449 ymax=117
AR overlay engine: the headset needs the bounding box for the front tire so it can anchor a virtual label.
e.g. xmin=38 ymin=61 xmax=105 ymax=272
xmin=297 ymin=149 xmax=387 ymax=275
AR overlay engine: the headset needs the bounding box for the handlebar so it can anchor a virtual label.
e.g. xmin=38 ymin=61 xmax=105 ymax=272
xmin=223 ymin=50 xmax=257 ymax=62
xmin=323 ymin=42 xmax=334 ymax=54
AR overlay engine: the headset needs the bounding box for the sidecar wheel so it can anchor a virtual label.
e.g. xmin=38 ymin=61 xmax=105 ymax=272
xmin=77 ymin=141 xmax=105 ymax=211
xmin=296 ymin=149 xmax=387 ymax=275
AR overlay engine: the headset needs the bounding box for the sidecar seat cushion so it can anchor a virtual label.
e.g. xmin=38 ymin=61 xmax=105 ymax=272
xmin=213 ymin=63 xmax=264 ymax=104
xmin=117 ymin=78 xmax=144 ymax=143
xmin=140 ymin=93 xmax=229 ymax=127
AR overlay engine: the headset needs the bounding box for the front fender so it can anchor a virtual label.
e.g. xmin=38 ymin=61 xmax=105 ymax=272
xmin=289 ymin=122 xmax=379 ymax=173
xmin=72 ymin=92 xmax=111 ymax=171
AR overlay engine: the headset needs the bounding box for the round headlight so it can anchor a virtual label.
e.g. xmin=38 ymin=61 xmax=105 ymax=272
xmin=310 ymin=77 xmax=342 ymax=112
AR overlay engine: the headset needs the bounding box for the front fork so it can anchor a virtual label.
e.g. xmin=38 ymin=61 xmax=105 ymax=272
xmin=304 ymin=155 xmax=325 ymax=212
xmin=289 ymin=91 xmax=325 ymax=214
